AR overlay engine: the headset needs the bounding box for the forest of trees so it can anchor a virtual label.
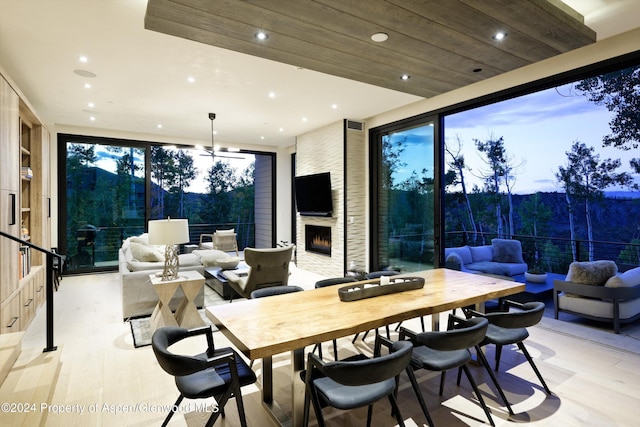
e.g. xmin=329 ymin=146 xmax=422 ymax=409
xmin=65 ymin=145 xmax=255 ymax=268
xmin=444 ymin=65 xmax=640 ymax=273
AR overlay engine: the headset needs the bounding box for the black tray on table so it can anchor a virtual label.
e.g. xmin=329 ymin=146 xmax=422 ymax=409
xmin=337 ymin=276 xmax=425 ymax=302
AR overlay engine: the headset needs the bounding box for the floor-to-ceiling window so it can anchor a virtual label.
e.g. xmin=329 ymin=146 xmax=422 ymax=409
xmin=60 ymin=137 xmax=146 ymax=272
xmin=58 ymin=134 xmax=275 ymax=274
xmin=370 ymin=118 xmax=436 ymax=272
xmin=442 ymin=59 xmax=640 ymax=274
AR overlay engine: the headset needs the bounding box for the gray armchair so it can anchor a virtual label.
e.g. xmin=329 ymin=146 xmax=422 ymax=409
xmin=222 ymin=246 xmax=293 ymax=300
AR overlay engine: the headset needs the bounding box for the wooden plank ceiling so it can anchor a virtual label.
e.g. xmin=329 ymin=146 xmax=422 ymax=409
xmin=144 ymin=0 xmax=596 ymax=98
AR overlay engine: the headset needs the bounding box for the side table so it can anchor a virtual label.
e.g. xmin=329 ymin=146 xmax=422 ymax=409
xmin=149 ymin=270 xmax=206 ymax=331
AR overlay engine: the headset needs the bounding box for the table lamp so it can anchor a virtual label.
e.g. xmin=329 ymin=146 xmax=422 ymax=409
xmin=148 ymin=218 xmax=190 ymax=281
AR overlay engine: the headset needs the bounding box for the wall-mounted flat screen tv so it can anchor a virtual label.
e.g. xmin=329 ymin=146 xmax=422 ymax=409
xmin=294 ymin=172 xmax=333 ymax=217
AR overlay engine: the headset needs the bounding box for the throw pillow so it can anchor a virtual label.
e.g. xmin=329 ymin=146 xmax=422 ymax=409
xmin=130 ymin=233 xmax=150 ymax=245
xmin=469 ymin=245 xmax=493 ymax=263
xmin=129 ymin=241 xmax=165 ymax=262
xmin=604 ymin=266 xmax=640 ymax=288
xmin=444 ymin=246 xmax=473 ymax=265
xmin=445 ymin=253 xmax=463 ymax=271
xmin=491 ymin=239 xmax=524 ymax=263
xmin=566 ymin=260 xmax=617 ymax=286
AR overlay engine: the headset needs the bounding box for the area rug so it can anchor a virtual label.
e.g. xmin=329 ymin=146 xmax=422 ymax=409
xmin=129 ymin=309 xmax=215 ymax=348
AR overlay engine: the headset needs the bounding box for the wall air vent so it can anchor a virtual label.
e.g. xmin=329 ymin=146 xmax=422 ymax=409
xmin=346 ymin=120 xmax=363 ymax=131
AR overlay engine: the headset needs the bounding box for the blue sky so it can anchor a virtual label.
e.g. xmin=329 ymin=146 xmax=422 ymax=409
xmin=444 ymin=82 xmax=639 ymax=195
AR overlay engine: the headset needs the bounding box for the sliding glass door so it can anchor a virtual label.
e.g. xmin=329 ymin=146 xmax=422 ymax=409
xmin=370 ymin=119 xmax=436 ymax=272
xmin=59 ymin=134 xmax=275 ymax=274
xmin=62 ymin=139 xmax=146 ymax=272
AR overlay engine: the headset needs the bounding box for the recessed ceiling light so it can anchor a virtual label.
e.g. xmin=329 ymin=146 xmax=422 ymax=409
xmin=187 ymin=76 xmax=195 ymax=83
xmin=87 ymin=102 xmax=95 ymax=108
xmin=157 ymin=124 xmax=163 ymax=129
xmin=400 ymin=74 xmax=410 ymax=81
xmin=84 ymin=83 xmax=92 ymax=89
xmin=331 ymin=104 xmax=338 ymax=109
xmin=260 ymin=136 xmax=265 ymax=140
xmin=302 ymin=117 xmax=308 ymax=122
xmin=79 ymin=55 xmax=88 ymax=63
xmin=74 ymin=69 xmax=96 ymax=78
xmin=493 ymin=32 xmax=507 ymax=41
xmin=89 ymin=116 xmax=96 ymax=121
xmin=255 ymin=31 xmax=269 ymax=41
xmin=279 ymin=128 xmax=284 ymax=132
xmin=371 ymin=32 xmax=388 ymax=42
xmin=268 ymin=91 xmax=276 ymax=98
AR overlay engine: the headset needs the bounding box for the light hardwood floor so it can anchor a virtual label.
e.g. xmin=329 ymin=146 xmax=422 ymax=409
xmin=12 ymin=270 xmax=640 ymax=426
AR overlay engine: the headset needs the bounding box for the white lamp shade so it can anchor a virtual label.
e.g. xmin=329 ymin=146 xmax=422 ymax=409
xmin=148 ymin=218 xmax=190 ymax=245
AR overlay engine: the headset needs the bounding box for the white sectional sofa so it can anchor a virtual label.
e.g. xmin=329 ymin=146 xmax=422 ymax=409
xmin=444 ymin=238 xmax=528 ymax=277
xmin=118 ymin=234 xmax=234 ymax=319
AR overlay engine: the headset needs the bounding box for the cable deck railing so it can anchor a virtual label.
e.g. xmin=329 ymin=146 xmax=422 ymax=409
xmin=445 ymin=231 xmax=640 ymax=274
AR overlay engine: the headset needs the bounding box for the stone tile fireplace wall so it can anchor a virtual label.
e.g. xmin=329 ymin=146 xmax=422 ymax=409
xmin=295 ymin=120 xmax=367 ymax=278
xmin=296 ymin=121 xmax=344 ymax=277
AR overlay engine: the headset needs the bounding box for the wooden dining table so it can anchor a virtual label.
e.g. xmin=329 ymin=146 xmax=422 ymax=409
xmin=206 ymin=268 xmax=525 ymax=427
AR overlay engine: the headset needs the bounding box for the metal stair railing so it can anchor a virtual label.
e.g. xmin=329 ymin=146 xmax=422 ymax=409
xmin=0 ymin=230 xmax=58 ymax=353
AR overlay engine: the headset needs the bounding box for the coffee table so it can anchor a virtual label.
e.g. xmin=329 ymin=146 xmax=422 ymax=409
xmin=203 ymin=263 xmax=248 ymax=300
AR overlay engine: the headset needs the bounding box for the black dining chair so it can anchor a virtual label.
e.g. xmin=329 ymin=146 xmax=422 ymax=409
xmin=399 ymin=315 xmax=496 ymax=427
xmin=250 ymin=284 xmax=304 ymax=298
xmin=464 ymin=300 xmax=552 ymax=413
xmin=151 ymin=326 xmax=257 ymax=427
xmin=303 ymin=335 xmax=413 ymax=427
xmin=313 ymin=277 xmax=358 ymax=360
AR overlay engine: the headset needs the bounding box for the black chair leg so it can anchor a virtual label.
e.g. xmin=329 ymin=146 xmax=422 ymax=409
xmin=366 ymin=404 xmax=373 ymax=427
xmin=462 ymin=365 xmax=495 ymax=427
xmin=388 ymin=394 xmax=405 ymax=427
xmin=494 ymin=344 xmax=503 ymax=371
xmin=405 ymin=367 xmax=435 ymax=427
xmin=439 ymin=371 xmax=446 ymax=396
xmin=518 ymin=342 xmax=552 ymax=395
xmin=162 ymin=395 xmax=184 ymax=427
xmin=476 ymin=345 xmax=514 ymax=415
xmin=313 ymin=343 xmax=323 ymax=359
xmin=332 ymin=339 xmax=338 ymax=361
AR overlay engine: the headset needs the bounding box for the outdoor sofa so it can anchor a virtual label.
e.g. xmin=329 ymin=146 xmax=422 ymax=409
xmin=444 ymin=238 xmax=528 ymax=277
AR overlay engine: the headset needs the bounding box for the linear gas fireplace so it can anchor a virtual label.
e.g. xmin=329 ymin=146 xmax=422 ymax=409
xmin=305 ymin=225 xmax=331 ymax=256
